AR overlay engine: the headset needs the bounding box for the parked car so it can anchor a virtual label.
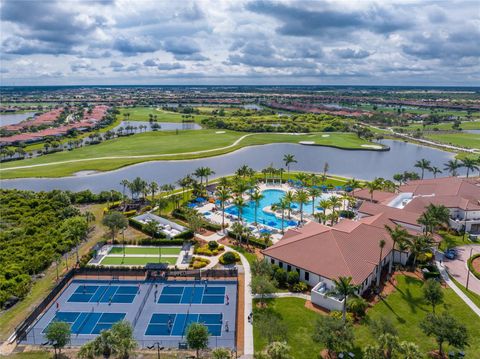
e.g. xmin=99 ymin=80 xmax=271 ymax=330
xmin=444 ymin=249 xmax=457 ymax=260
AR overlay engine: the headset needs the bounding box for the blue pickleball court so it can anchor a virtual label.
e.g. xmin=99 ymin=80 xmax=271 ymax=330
xmin=44 ymin=311 xmax=126 ymax=335
xmin=67 ymin=285 xmax=139 ymax=304
xmin=145 ymin=313 xmax=223 ymax=337
xmin=157 ymin=285 xmax=225 ymax=304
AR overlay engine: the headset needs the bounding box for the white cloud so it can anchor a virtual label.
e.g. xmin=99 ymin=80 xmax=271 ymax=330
xmin=0 ymin=0 xmax=478 ymax=85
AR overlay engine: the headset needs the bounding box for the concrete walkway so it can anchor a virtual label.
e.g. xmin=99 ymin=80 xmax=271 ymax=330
xmin=436 ymin=260 xmax=480 ymax=318
xmin=225 ymin=246 xmax=254 ymax=359
xmin=442 ymin=245 xmax=480 ymax=295
xmin=252 ymin=292 xmax=311 ymax=300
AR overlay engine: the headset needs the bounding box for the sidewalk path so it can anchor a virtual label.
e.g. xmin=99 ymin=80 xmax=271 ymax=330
xmin=252 ymin=292 xmax=311 ymax=300
xmin=442 ymin=245 xmax=480 ymax=295
xmin=436 ymin=260 xmax=480 ymax=318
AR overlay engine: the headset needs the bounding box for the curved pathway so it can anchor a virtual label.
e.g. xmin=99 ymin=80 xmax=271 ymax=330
xmin=0 ymin=132 xmax=306 ymax=172
xmin=441 ymin=245 xmax=480 ymax=295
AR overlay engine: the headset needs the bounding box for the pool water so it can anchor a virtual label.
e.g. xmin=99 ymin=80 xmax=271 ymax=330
xmin=225 ymin=189 xmax=332 ymax=229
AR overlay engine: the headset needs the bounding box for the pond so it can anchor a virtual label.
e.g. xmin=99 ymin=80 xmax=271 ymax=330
xmin=0 ymin=112 xmax=37 ymax=126
xmin=0 ymin=140 xmax=463 ymax=193
xmin=113 ymin=121 xmax=201 ymax=132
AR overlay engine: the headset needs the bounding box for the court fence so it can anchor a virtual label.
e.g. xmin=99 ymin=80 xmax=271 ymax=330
xmin=13 ymin=267 xmax=238 ymax=344
xmin=23 ymin=327 xmax=236 ymax=349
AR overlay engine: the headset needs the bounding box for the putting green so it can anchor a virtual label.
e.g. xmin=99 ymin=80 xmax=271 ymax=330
xmin=100 ymin=256 xmax=178 ymax=266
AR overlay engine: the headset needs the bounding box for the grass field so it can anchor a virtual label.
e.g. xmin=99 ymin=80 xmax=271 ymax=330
xmin=395 ymin=121 xmax=480 ymax=132
xmin=118 ymin=107 xmax=209 ymax=123
xmin=100 ymin=255 xmax=178 ymax=266
xmin=0 ymin=131 xmax=377 ymax=179
xmin=109 ymin=246 xmax=182 ymax=255
xmin=449 ymin=276 xmax=480 ymax=308
xmin=424 ymin=132 xmax=480 ymax=149
xmin=253 ymin=275 xmax=480 ymax=358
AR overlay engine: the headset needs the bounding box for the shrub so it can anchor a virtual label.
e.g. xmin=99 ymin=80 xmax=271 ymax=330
xmin=219 ymin=252 xmax=239 ymax=265
xmin=208 ymin=241 xmax=219 ymax=250
xmin=189 ymin=256 xmax=210 ymax=269
xmin=287 ymin=271 xmax=300 ymax=286
xmin=274 ymin=268 xmax=287 ymax=287
xmin=330 ymin=310 xmax=354 ymax=323
xmin=292 ymin=282 xmax=308 ymax=293
xmin=347 ymin=297 xmax=368 ymax=318
xmin=122 ymin=210 xmax=137 ymax=217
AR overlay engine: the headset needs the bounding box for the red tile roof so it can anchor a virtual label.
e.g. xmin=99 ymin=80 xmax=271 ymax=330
xmin=263 ymin=220 xmax=395 ymax=285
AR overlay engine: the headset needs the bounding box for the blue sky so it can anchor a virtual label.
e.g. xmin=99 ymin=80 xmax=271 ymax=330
xmin=1 ymin=0 xmax=479 ymax=86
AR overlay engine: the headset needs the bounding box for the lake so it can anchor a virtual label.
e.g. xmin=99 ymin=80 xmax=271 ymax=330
xmin=113 ymin=121 xmax=201 ymax=132
xmin=0 ymin=140 xmax=463 ymax=192
xmin=0 ymin=112 xmax=37 ymax=126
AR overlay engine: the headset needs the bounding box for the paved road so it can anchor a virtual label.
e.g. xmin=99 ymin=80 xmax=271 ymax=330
xmin=442 ymin=245 xmax=480 ymax=295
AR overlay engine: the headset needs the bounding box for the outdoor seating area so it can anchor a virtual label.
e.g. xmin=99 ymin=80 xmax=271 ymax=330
xmin=133 ymin=213 xmax=187 ymax=238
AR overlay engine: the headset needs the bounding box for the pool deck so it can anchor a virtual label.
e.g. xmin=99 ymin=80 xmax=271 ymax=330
xmin=197 ymin=183 xmax=346 ymax=243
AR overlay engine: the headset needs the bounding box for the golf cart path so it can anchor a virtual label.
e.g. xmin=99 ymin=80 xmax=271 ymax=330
xmin=0 ymin=133 xmax=304 ymax=171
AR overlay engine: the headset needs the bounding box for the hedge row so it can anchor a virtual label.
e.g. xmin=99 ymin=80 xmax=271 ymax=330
xmin=227 ymin=230 xmax=268 ymax=249
xmin=112 ymin=238 xmax=186 ymax=246
xmin=467 ymin=253 xmax=480 ymax=280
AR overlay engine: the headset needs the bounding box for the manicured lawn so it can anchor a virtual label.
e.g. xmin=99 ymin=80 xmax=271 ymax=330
xmin=253 ymin=297 xmax=323 ymax=359
xmin=100 ymin=255 xmax=178 ymax=266
xmin=438 ymin=230 xmax=471 ymax=251
xmin=231 ymin=245 xmax=258 ymax=266
xmin=424 ymin=132 xmax=480 ymax=149
xmin=5 ymin=352 xmax=51 ymax=359
xmin=109 ymin=246 xmax=182 ymax=255
xmin=253 ymin=275 xmax=480 ymax=358
xmin=450 ymin=276 xmax=480 ymax=308
xmin=0 ymin=131 xmax=378 ymax=179
xmin=396 ymin=121 xmax=480 ymax=132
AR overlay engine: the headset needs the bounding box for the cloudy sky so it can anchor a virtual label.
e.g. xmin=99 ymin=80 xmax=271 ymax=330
xmin=1 ymin=0 xmax=479 ymax=86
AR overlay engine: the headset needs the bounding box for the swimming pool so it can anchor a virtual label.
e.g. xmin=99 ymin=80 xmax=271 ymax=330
xmin=224 ymin=189 xmax=332 ymax=229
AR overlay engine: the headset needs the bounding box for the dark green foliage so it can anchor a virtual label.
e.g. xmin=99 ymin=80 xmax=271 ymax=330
xmin=0 ymin=189 xmax=83 ymax=308
xmin=220 ymin=251 xmax=238 ymax=265
xmin=287 ymin=271 xmax=299 ymax=286
xmin=274 ymin=268 xmax=287 ymax=287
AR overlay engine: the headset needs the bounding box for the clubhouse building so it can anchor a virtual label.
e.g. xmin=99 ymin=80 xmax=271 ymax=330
xmin=262 ymin=176 xmax=480 ymax=311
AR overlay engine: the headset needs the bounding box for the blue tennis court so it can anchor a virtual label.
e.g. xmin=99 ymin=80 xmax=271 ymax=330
xmin=68 ymin=285 xmax=139 ymax=303
xmin=158 ymin=285 xmax=225 ymax=304
xmin=44 ymin=312 xmax=126 ymax=335
xmin=145 ymin=313 xmax=223 ymax=337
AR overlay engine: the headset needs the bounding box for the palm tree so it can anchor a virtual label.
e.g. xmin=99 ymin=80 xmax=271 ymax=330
xmin=345 ymin=178 xmax=362 ymax=197
xmin=120 ymin=179 xmax=130 ymax=209
xmin=272 ymin=198 xmax=289 ymax=234
xmin=443 ymin=159 xmax=462 ymax=177
xmin=216 ymin=188 xmax=231 ymax=231
xmin=384 ymin=225 xmax=410 ymax=274
xmin=148 ymin=181 xmax=158 ymax=203
xmin=329 ymin=276 xmax=359 ymax=324
xmin=308 ymin=187 xmax=322 ymax=216
xmin=177 ymin=175 xmax=193 ymax=200
xmin=295 ymin=189 xmax=310 ymax=223
xmin=318 ymin=199 xmax=331 ymax=223
xmin=295 ymin=172 xmax=309 ymax=187
xmin=283 ymin=154 xmax=297 ymax=174
xmin=376 ymin=239 xmax=386 ymax=287
xmin=414 ymin=158 xmax=432 ymax=179
xmin=233 ymin=196 xmax=246 ymax=223
xmin=283 ymin=191 xmax=295 ymax=219
xmin=250 ymin=190 xmax=264 ymax=226
xmin=461 ymin=158 xmax=479 ymax=178
xmin=365 ymin=178 xmax=383 ymax=202
xmin=203 ymin=167 xmax=215 ymax=188
xmin=418 ymin=204 xmax=450 ymax=235
xmin=408 ymin=234 xmax=434 ymax=269
xmin=328 ymin=196 xmax=342 ymax=224
xmin=194 ymin=167 xmax=206 ymax=186
xmin=322 ymin=162 xmax=329 ymax=181
xmin=429 ymin=166 xmax=442 ymax=178
xmin=231 ymin=221 xmax=244 ymax=245
xmin=277 ymin=168 xmax=285 ymax=184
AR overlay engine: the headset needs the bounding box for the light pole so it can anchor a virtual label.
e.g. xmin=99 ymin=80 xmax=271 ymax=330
xmin=147 ymin=343 xmax=164 ymax=359
xmin=466 ymin=247 xmax=473 ymax=290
